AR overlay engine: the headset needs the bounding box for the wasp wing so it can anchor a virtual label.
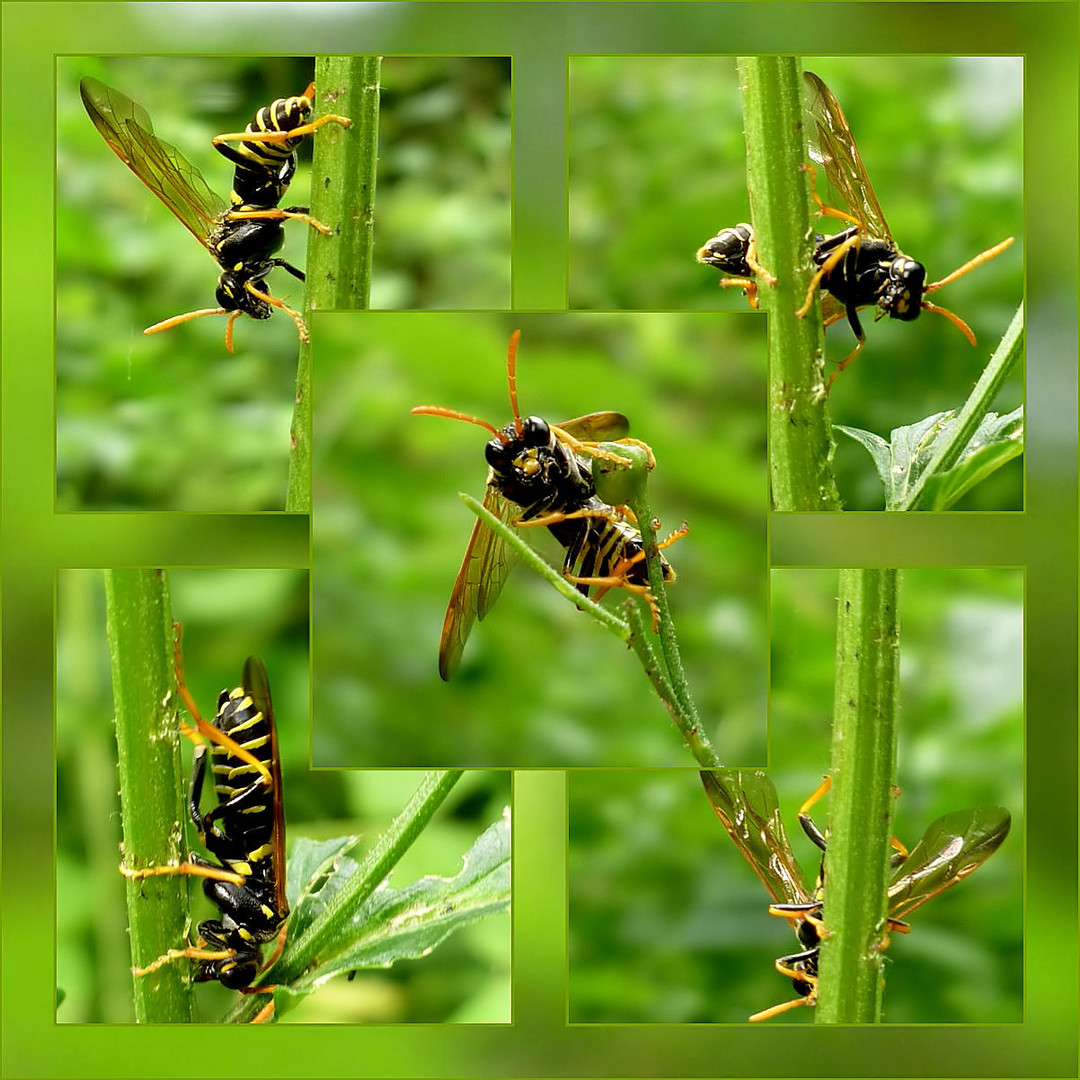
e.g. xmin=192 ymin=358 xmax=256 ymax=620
xmin=803 ymin=71 xmax=891 ymax=241
xmin=556 ymin=411 xmax=631 ymax=443
xmin=80 ymin=76 xmax=227 ymax=248
xmin=701 ymin=769 xmax=813 ymax=907
xmin=438 ymin=481 xmax=516 ymax=681
xmin=887 ymin=806 xmax=1010 ymax=923
xmin=240 ymin=655 xmax=288 ymax=918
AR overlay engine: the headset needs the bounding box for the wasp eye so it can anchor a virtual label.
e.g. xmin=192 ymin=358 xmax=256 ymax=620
xmin=485 ymin=437 xmax=511 ymax=469
xmin=519 ymin=416 xmax=550 ymax=446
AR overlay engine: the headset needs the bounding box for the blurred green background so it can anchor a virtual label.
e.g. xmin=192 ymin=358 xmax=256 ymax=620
xmin=570 ymin=568 xmax=1023 ymax=1024
xmin=311 ymin=311 xmax=768 ymax=766
xmin=569 ymin=55 xmax=1024 ymax=509
xmin=57 ymin=55 xmax=510 ymax=510
xmin=55 ymin=568 xmax=510 ymax=1023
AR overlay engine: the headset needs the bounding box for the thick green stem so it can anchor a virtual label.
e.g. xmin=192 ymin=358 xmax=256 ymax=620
xmin=738 ymin=56 xmax=841 ymax=511
xmin=288 ymin=54 xmax=380 ymax=512
xmin=815 ymin=568 xmax=900 ymax=1023
xmin=104 ymin=569 xmax=193 ymax=1023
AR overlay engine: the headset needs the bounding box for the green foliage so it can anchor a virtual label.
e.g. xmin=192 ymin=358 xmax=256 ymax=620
xmin=838 ymin=407 xmax=1024 ymax=511
xmin=262 ymin=816 xmax=509 ymax=1020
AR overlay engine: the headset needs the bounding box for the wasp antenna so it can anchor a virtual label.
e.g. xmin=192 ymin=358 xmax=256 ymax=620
xmin=411 ymin=406 xmax=503 ymax=438
xmin=926 ymin=237 xmax=1015 ymax=293
xmin=505 ymin=329 xmax=524 ymax=436
xmin=144 ymin=307 xmax=228 ymax=336
xmin=302 ymin=81 xmax=317 ymax=101
xmin=921 ymin=300 xmax=976 ymax=346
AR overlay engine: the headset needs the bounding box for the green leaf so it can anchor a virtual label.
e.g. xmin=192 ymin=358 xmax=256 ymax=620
xmin=277 ymin=814 xmax=510 ymax=1009
xmin=836 ymin=407 xmax=1023 ymax=511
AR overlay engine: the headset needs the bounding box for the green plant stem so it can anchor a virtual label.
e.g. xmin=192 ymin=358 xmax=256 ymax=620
xmin=622 ymin=481 xmax=717 ymax=767
xmin=104 ymin=569 xmax=193 ymax=1023
xmin=288 ymin=54 xmax=380 ymax=512
xmin=815 ymin=568 xmax=900 ymax=1024
xmin=227 ymin=770 xmax=463 ymax=1022
xmin=738 ymin=56 xmax=841 ymax=512
xmin=897 ymin=302 xmax=1025 ymax=511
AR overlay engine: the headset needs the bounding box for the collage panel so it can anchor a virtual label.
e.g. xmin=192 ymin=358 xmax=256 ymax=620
xmin=57 ymin=54 xmax=510 ymax=511
xmin=568 ymin=55 xmax=1023 ymax=510
xmin=55 ymin=568 xmax=511 ymax=1023
xmin=310 ymin=310 xmax=768 ymax=767
xmin=568 ymin=567 xmax=1022 ymax=1025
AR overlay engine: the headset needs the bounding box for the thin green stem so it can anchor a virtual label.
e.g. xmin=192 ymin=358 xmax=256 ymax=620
xmin=288 ymin=55 xmax=380 ymax=512
xmin=815 ymin=568 xmax=901 ymax=1024
xmin=738 ymin=55 xmax=841 ymax=511
xmin=461 ymin=493 xmax=632 ymax=642
xmin=104 ymin=569 xmax=193 ymax=1023
xmin=621 ymin=475 xmax=715 ymax=765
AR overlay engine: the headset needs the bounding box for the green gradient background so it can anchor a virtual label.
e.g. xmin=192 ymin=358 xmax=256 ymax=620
xmin=3 ymin=2 xmax=1076 ymax=1079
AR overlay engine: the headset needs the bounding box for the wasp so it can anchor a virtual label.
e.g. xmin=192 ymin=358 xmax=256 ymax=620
xmin=79 ymin=77 xmax=351 ymax=352
xmin=700 ymin=769 xmax=1011 ymax=1021
xmin=120 ymin=626 xmax=288 ymax=1023
xmin=413 ymin=330 xmax=684 ymax=680
xmin=797 ymin=71 xmax=1015 ymax=386
xmin=695 ymin=222 xmax=780 ymax=309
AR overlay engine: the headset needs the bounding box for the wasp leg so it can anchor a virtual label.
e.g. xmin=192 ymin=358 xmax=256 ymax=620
xmin=718 ymin=276 xmax=760 ymax=309
xmin=131 ymin=944 xmax=237 ymax=977
xmin=119 ymin=855 xmax=247 ymax=888
xmin=226 ymin=205 xmax=333 ymax=236
xmin=749 ymin=958 xmax=819 ymax=1022
xmin=242 ymin=282 xmax=309 ymax=344
xmin=171 ymin=622 xmax=274 ymax=787
xmin=249 ymin=995 xmax=277 ymax=1024
xmin=796 ymin=230 xmax=863 ymax=320
xmin=801 ymin=161 xmax=863 ymax=229
xmin=211 ymin=111 xmax=352 ymax=149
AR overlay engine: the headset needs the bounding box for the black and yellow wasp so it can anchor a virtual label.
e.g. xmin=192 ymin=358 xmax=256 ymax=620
xmin=700 ymin=769 xmax=1011 ymax=1021
xmin=413 ymin=330 xmax=683 ymax=680
xmin=120 ymin=626 xmax=287 ymax=1023
xmin=697 ymin=71 xmax=1014 ymax=387
xmin=79 ymin=76 xmax=350 ymax=351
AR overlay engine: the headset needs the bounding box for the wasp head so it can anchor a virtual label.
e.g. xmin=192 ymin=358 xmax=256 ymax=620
xmin=878 ymin=256 xmax=926 ymax=321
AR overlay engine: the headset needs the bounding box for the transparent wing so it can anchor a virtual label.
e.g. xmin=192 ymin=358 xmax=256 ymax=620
xmin=80 ymin=76 xmax=227 ymax=248
xmin=437 ymin=483 xmax=517 ymax=680
xmin=240 ymin=656 xmax=287 ymax=916
xmin=701 ymin=769 xmax=813 ymax=906
xmin=887 ymin=806 xmax=1011 ymax=923
xmin=556 ymin=411 xmax=630 ymax=443
xmin=803 ymin=71 xmax=891 ymax=240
